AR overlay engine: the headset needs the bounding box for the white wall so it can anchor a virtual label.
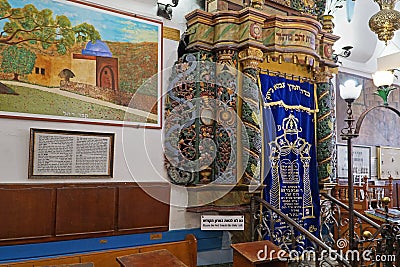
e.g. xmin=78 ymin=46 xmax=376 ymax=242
xmin=0 ymin=0 xmax=202 ymax=229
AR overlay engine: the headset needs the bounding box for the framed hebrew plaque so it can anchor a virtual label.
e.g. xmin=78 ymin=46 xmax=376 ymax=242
xmin=29 ymin=128 xmax=114 ymax=179
xmin=337 ymin=144 xmax=371 ymax=185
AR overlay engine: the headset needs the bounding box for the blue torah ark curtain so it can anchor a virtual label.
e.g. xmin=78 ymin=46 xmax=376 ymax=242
xmin=260 ymin=73 xmax=320 ymax=249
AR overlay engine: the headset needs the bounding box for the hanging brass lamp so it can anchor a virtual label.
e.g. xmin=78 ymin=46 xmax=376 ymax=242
xmin=369 ymin=0 xmax=400 ymax=45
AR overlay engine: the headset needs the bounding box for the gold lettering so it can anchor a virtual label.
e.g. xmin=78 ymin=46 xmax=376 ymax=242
xmin=273 ymin=82 xmax=285 ymax=90
xmin=276 ymin=32 xmax=293 ymax=42
xmin=287 ymin=83 xmax=311 ymax=97
xmin=265 ymin=87 xmax=274 ymax=100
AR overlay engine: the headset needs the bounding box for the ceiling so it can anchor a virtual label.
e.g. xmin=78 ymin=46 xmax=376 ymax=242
xmin=333 ymin=0 xmax=400 ymax=77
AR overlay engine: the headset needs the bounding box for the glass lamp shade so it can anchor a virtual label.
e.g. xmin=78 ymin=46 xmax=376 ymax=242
xmin=339 ymin=79 xmax=363 ymax=100
xmin=372 ymin=70 xmax=394 ymax=87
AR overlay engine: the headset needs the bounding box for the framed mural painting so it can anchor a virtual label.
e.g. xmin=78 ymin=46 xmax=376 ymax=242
xmin=0 ymin=0 xmax=163 ymax=128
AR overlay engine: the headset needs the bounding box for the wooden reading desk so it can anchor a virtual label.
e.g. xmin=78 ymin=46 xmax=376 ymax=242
xmin=116 ymin=249 xmax=188 ymax=267
xmin=231 ymin=240 xmax=288 ymax=267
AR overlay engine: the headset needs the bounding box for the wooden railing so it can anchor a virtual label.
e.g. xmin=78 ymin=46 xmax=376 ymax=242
xmin=333 ymin=175 xmax=393 ymax=213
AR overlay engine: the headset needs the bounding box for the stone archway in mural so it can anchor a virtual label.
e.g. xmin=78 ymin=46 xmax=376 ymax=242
xmin=96 ymin=57 xmax=119 ymax=91
xmin=99 ymin=65 xmax=115 ymax=90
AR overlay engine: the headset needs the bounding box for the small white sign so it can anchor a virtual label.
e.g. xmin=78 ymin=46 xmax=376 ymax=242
xmin=201 ymin=215 xmax=244 ymax=230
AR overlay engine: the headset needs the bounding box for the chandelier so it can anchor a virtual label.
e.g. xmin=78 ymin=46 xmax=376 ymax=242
xmin=369 ymin=0 xmax=400 ymax=45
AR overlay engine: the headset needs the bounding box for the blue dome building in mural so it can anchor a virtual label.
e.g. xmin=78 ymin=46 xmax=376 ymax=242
xmin=82 ymin=40 xmax=113 ymax=57
xmin=76 ymin=39 xmax=118 ymax=92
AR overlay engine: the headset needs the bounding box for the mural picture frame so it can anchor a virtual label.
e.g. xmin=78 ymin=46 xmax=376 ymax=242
xmin=28 ymin=128 xmax=115 ymax=179
xmin=336 ymin=144 xmax=371 ymax=185
xmin=0 ymin=0 xmax=163 ymax=128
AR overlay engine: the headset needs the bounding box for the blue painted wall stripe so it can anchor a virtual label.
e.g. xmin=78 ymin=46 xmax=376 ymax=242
xmin=0 ymin=228 xmax=223 ymax=263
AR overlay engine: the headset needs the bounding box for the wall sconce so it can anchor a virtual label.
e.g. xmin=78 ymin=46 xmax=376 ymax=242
xmin=372 ymin=70 xmax=394 ymax=87
xmin=333 ymin=46 xmax=353 ymax=64
xmin=339 ymin=79 xmax=362 ymax=101
xmin=157 ymin=0 xmax=179 ymax=20
xmin=372 ymin=70 xmax=397 ymax=105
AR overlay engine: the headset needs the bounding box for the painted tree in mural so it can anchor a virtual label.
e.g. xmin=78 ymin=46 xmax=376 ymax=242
xmin=0 ymin=0 xmax=101 ymax=55
xmin=1 ymin=45 xmax=36 ymax=81
xmin=0 ymin=0 xmax=100 ymax=83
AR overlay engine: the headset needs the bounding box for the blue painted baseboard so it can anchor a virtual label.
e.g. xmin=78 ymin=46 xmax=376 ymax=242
xmin=0 ymin=228 xmax=223 ymax=263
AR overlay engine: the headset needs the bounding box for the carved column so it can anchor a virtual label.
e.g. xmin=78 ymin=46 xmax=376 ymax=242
xmin=238 ymin=47 xmax=264 ymax=185
xmin=214 ymin=48 xmax=239 ymax=184
xmin=315 ymin=67 xmax=337 ymax=190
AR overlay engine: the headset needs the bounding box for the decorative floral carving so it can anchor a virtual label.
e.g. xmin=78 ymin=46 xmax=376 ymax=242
xmin=250 ymin=23 xmax=263 ymax=39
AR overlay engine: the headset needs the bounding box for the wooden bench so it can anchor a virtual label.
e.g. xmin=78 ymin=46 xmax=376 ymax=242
xmin=116 ymin=249 xmax=188 ymax=267
xmin=0 ymin=235 xmax=197 ymax=267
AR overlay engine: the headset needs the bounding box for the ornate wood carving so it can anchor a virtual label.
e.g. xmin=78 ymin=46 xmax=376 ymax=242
xmin=238 ymin=47 xmax=264 ymax=70
xmin=316 ymin=82 xmax=336 ymax=184
xmin=206 ymin=0 xmax=327 ymax=17
xmin=183 ymin=7 xmax=338 ymax=186
xmin=185 ymin=8 xmax=339 ymax=71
